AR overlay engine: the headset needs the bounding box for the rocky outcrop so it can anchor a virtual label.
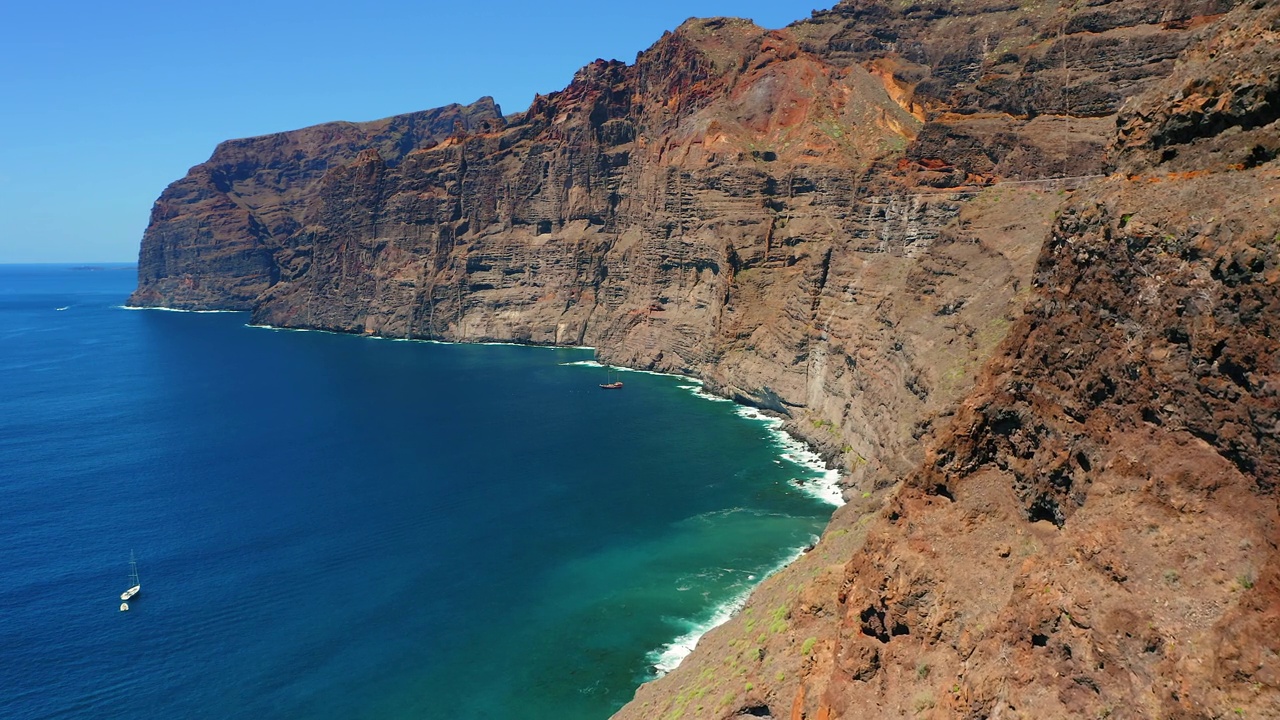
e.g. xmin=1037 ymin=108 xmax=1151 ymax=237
xmin=131 ymin=0 xmax=1280 ymax=717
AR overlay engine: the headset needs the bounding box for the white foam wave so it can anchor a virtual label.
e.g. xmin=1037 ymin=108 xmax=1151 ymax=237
xmin=685 ymin=385 xmax=733 ymax=403
xmin=731 ymin=406 xmax=845 ymax=507
xmin=558 ymin=360 xmax=844 ymax=505
xmin=471 ymin=340 xmax=594 ymax=349
xmin=247 ymin=323 xmax=346 ymax=335
xmin=578 ymin=361 xmax=691 ymax=379
xmin=561 ymin=362 xmax=737 ymax=406
xmin=558 ymin=360 xmax=705 ymax=384
xmin=733 ymin=405 xmax=779 ymax=424
xmin=771 ymin=427 xmax=845 ymax=506
xmin=612 ymin=365 xmax=691 ymax=379
xmin=117 ymin=305 xmax=243 ymax=314
xmin=243 ymin=324 xmax=600 ymax=358
xmin=646 ymin=546 xmax=808 ymax=677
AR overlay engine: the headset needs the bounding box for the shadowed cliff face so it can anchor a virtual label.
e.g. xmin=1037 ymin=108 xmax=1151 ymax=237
xmin=133 ymin=0 xmax=1280 ymax=717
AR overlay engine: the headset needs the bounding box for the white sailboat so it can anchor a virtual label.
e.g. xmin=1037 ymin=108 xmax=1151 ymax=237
xmin=120 ymin=551 xmax=140 ymax=601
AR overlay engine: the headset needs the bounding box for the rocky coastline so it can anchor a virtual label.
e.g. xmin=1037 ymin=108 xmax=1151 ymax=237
xmin=133 ymin=0 xmax=1279 ymax=717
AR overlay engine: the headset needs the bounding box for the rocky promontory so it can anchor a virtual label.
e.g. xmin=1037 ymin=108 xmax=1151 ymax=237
xmin=133 ymin=0 xmax=1279 ymax=717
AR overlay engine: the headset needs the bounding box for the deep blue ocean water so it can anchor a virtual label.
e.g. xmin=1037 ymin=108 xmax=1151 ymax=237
xmin=0 ymin=264 xmax=837 ymax=719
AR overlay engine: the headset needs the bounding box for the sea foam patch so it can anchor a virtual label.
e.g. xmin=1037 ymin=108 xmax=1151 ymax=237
xmin=117 ymin=305 xmax=244 ymax=314
xmin=733 ymin=406 xmax=845 ymax=507
xmin=562 ymin=360 xmax=703 ymax=379
xmin=247 ymin=323 xmax=349 ymax=335
xmin=645 ymin=545 xmax=808 ymax=677
xmin=677 ymin=382 xmax=734 ymax=403
xmin=561 ymin=359 xmax=845 ymax=505
xmin=472 ymin=340 xmax=593 ymax=349
xmin=242 ymin=323 xmax=596 ymax=351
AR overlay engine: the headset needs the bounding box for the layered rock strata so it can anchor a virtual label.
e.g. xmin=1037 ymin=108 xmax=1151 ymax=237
xmin=130 ymin=0 xmax=1280 ymax=717
xmin=616 ymin=1 xmax=1280 ymax=718
xmin=132 ymin=0 xmax=1233 ymax=491
xmin=131 ymin=99 xmax=503 ymax=309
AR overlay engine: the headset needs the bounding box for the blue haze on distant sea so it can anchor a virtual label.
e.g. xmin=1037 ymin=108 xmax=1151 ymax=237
xmin=0 ymin=264 xmax=837 ymax=719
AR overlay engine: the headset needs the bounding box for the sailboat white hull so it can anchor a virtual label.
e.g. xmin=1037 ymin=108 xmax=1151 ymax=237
xmin=121 ymin=551 xmax=141 ymax=603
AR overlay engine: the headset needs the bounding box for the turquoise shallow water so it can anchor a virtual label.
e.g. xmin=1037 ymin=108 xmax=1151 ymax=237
xmin=0 ymin=264 xmax=837 ymax=719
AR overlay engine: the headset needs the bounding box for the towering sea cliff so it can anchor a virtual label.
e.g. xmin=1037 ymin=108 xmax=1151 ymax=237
xmin=131 ymin=99 xmax=504 ymax=310
xmin=133 ymin=0 xmax=1279 ymax=717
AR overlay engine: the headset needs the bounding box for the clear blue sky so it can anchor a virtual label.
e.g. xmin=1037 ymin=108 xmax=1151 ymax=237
xmin=0 ymin=1 xmax=828 ymax=263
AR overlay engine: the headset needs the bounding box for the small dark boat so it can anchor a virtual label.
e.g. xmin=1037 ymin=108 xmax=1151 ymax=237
xmin=599 ymin=367 xmax=624 ymax=389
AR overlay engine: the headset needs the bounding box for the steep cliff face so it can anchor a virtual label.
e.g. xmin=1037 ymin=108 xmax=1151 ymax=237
xmin=132 ymin=0 xmax=1280 ymax=716
xmin=131 ymin=0 xmax=1234 ymax=491
xmin=614 ymin=2 xmax=1279 ymax=718
xmin=129 ymin=99 xmax=502 ymax=309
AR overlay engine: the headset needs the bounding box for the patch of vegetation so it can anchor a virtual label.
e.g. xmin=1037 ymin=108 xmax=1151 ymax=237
xmin=1238 ymin=574 xmax=1255 ymax=590
xmin=977 ymin=315 xmax=1013 ymax=352
xmin=810 ymin=418 xmax=839 ymax=436
xmin=916 ymin=662 xmax=931 ymax=679
xmin=801 ymin=636 xmax=818 ymax=655
xmin=1018 ymin=536 xmax=1041 ymax=558
xmin=1163 ymin=569 xmax=1180 ymax=585
xmin=913 ymin=691 xmax=936 ymax=713
xmin=880 ymin=134 xmax=910 ymax=155
xmin=816 ymin=120 xmax=846 ymax=141
xmin=768 ymin=605 xmax=789 ymax=634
